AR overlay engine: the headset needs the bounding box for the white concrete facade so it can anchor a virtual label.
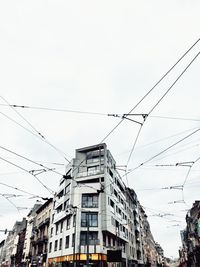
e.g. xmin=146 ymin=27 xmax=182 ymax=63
xmin=47 ymin=144 xmax=145 ymax=267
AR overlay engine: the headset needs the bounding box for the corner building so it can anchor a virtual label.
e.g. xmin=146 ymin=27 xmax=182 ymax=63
xmin=48 ymin=144 xmax=146 ymax=267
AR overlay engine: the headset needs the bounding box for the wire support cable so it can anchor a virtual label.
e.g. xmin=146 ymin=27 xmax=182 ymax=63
xmin=0 ymin=97 xmax=70 ymax=163
xmin=0 ymin=145 xmax=63 ymax=176
xmin=147 ymin=50 xmax=200 ymax=116
xmin=0 ymin=181 xmax=45 ymax=199
xmin=126 ymin=127 xmax=200 ymax=176
xmin=100 ymin=38 xmax=200 ymax=143
xmin=0 ymin=156 xmax=54 ymax=194
xmin=0 ymin=103 xmax=108 ymax=116
xmin=0 ymin=194 xmax=21 ymax=215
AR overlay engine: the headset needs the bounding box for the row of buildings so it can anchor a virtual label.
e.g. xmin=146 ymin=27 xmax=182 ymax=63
xmin=179 ymin=201 xmax=200 ymax=267
xmin=0 ymin=143 xmax=166 ymax=267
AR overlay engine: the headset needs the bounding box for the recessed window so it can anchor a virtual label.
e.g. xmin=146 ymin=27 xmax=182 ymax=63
xmin=59 ymin=238 xmax=62 ymax=250
xmin=54 ymin=240 xmax=58 ymax=251
xmin=80 ymin=231 xmax=98 ymax=245
xmin=81 ymin=212 xmax=98 ymax=227
xmin=65 ymin=235 xmax=70 ymax=248
xmin=66 ymin=217 xmax=70 ymax=230
xmin=49 ymin=242 xmax=52 ymax=253
xmin=82 ymin=194 xmax=98 ymax=208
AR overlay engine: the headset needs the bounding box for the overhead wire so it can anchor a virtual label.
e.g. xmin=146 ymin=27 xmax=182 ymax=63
xmin=0 ymin=103 xmax=108 ymax=116
xmin=0 ymin=194 xmax=21 ymax=215
xmin=100 ymin=37 xmax=200 ymax=143
xmin=150 ymin=115 xmax=200 ymax=122
xmin=125 ymin=48 xmax=200 ymax=171
xmin=0 ymin=145 xmax=63 ymax=176
xmin=0 ymin=97 xmax=70 ymax=163
xmin=120 ymin=42 xmax=200 ymax=184
xmin=0 ymin=156 xmax=54 ymax=194
xmin=0 ymin=181 xmax=45 ymax=199
xmin=147 ymin=50 xmax=200 ymax=116
xmin=126 ymin=127 xmax=200 ymax=176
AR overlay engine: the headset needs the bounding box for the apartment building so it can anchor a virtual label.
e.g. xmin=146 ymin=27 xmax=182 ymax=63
xmin=23 ymin=203 xmax=42 ymax=266
xmin=29 ymin=198 xmax=53 ymax=267
xmin=0 ymin=240 xmax=5 ymax=267
xmin=47 ymin=143 xmax=162 ymax=267
xmin=179 ymin=201 xmax=200 ymax=267
xmin=1 ymin=218 xmax=26 ymax=267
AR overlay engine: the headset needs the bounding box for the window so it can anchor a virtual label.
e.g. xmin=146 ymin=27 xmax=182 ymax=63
xmin=110 ymin=199 xmax=115 ymax=208
xmin=57 ymin=204 xmax=62 ymax=213
xmin=50 ymin=227 xmax=53 ymax=237
xmin=52 ymin=214 xmax=54 ymax=223
xmin=82 ymin=194 xmax=98 ymax=208
xmin=103 ymin=233 xmax=106 ymax=246
xmin=66 ymin=218 xmax=70 ymax=230
xmin=65 ymin=235 xmax=70 ymax=248
xmin=60 ymin=222 xmax=63 ymax=233
xmin=81 ymin=212 xmax=98 ymax=227
xmin=64 ymin=199 xmax=70 ymax=210
xmin=59 ymin=238 xmax=62 ymax=250
xmin=80 ymin=232 xmax=98 ymax=245
xmin=86 ymin=150 xmax=104 ymax=164
xmin=73 ymin=214 xmax=76 ymax=227
xmin=55 ymin=224 xmax=59 ymax=235
xmin=108 ymin=236 xmax=111 ymax=247
xmin=87 ymin=166 xmax=102 ymax=175
xmin=65 ymin=184 xmax=70 ymax=194
xmin=72 ymin=233 xmax=75 ymax=247
xmin=54 ymin=240 xmax=58 ymax=251
xmin=49 ymin=242 xmax=52 ymax=253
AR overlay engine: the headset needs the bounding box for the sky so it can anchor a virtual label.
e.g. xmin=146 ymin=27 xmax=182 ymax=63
xmin=0 ymin=0 xmax=200 ymax=259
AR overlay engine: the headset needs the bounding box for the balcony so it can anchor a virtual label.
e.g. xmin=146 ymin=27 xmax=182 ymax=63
xmin=53 ymin=209 xmax=73 ymax=224
xmin=77 ymin=169 xmax=104 ymax=178
xmin=54 ymin=195 xmax=64 ymax=209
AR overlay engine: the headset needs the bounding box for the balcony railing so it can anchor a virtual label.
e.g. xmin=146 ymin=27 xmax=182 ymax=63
xmin=53 ymin=209 xmax=73 ymax=224
xmin=77 ymin=169 xmax=104 ymax=178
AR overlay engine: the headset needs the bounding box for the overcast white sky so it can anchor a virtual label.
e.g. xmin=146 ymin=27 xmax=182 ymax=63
xmin=0 ymin=0 xmax=200 ymax=259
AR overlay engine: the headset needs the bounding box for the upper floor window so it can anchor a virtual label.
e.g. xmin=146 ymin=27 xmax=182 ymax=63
xmin=80 ymin=231 xmax=98 ymax=245
xmin=87 ymin=166 xmax=102 ymax=176
xmin=86 ymin=150 xmax=104 ymax=164
xmin=54 ymin=240 xmax=58 ymax=251
xmin=66 ymin=217 xmax=71 ymax=230
xmin=59 ymin=238 xmax=62 ymax=250
xmin=65 ymin=235 xmax=70 ymax=248
xmin=50 ymin=227 xmax=53 ymax=237
xmin=82 ymin=194 xmax=98 ymax=208
xmin=81 ymin=212 xmax=98 ymax=227
xmin=49 ymin=242 xmax=52 ymax=253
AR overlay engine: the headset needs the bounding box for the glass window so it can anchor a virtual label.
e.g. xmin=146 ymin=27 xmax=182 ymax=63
xmin=49 ymin=242 xmax=52 ymax=253
xmin=65 ymin=235 xmax=70 ymax=248
xmin=64 ymin=199 xmax=70 ymax=210
xmin=66 ymin=217 xmax=70 ymax=230
xmin=73 ymin=214 xmax=76 ymax=227
xmin=59 ymin=238 xmax=62 ymax=250
xmin=54 ymin=240 xmax=58 ymax=251
xmin=60 ymin=222 xmax=63 ymax=233
xmin=80 ymin=232 xmax=98 ymax=245
xmin=82 ymin=194 xmax=98 ymax=208
xmin=72 ymin=233 xmax=75 ymax=247
xmin=50 ymin=227 xmax=53 ymax=237
xmin=87 ymin=166 xmax=103 ymax=175
xmin=55 ymin=224 xmax=58 ymax=235
xmin=81 ymin=212 xmax=98 ymax=227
